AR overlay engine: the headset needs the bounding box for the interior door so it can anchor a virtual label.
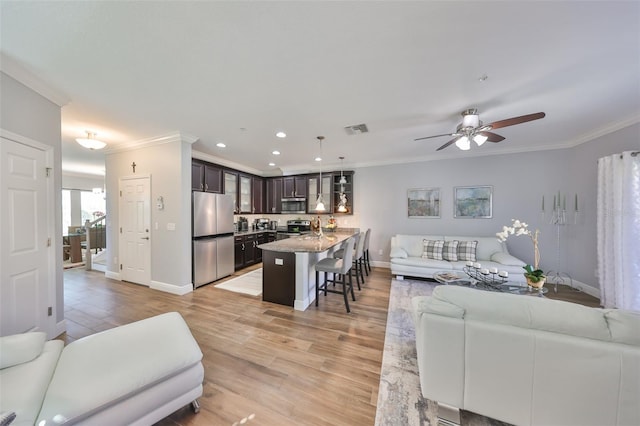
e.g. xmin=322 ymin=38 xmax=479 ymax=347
xmin=0 ymin=137 xmax=51 ymax=336
xmin=119 ymin=176 xmax=151 ymax=286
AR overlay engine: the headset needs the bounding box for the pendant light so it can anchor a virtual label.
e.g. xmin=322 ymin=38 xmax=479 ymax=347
xmin=76 ymin=131 xmax=106 ymax=150
xmin=315 ymin=136 xmax=326 ymax=212
xmin=337 ymin=156 xmax=348 ymax=213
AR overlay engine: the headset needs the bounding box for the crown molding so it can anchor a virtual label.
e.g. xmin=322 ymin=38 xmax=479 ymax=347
xmin=0 ymin=52 xmax=70 ymax=107
xmin=105 ymin=131 xmax=199 ymax=154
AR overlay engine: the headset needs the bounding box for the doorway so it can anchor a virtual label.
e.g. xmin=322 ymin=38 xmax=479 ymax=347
xmin=119 ymin=175 xmax=151 ymax=286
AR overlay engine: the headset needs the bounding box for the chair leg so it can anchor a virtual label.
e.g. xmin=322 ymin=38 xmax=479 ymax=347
xmin=353 ymin=260 xmax=362 ymax=290
xmin=365 ymin=249 xmax=371 ymax=273
xmin=348 ymin=269 xmax=356 ymax=301
xmin=342 ymin=272 xmax=351 ymax=313
xmin=315 ymin=270 xmax=320 ymax=307
xmin=363 ymin=256 xmax=369 ymax=276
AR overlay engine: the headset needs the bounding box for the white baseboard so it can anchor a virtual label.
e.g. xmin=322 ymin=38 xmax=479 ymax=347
xmin=150 ymin=280 xmax=193 ymax=295
xmin=105 ymin=270 xmax=120 ymax=281
xmin=52 ymin=319 xmax=67 ymax=339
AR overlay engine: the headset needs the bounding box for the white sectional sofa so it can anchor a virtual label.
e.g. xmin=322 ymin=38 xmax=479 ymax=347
xmin=0 ymin=312 xmax=204 ymax=426
xmin=412 ymin=285 xmax=640 ymax=426
xmin=390 ymin=234 xmax=527 ymax=283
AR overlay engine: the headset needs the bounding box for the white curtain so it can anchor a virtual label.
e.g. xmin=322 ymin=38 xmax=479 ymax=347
xmin=596 ymin=151 xmax=640 ymax=311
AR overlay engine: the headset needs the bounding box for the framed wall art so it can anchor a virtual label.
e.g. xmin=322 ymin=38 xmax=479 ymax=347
xmin=408 ymin=187 xmax=441 ymax=218
xmin=454 ymin=185 xmax=493 ymax=218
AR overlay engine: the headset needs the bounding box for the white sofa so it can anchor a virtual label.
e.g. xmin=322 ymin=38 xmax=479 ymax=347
xmin=412 ymin=285 xmax=640 ymax=426
xmin=0 ymin=312 xmax=204 ymax=426
xmin=390 ymin=234 xmax=527 ymax=283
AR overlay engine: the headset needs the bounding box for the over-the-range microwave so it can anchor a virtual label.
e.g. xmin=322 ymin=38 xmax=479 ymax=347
xmin=281 ymin=198 xmax=306 ymax=214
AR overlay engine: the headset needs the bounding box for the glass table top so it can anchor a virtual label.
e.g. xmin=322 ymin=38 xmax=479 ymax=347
xmin=432 ymin=271 xmax=548 ymax=296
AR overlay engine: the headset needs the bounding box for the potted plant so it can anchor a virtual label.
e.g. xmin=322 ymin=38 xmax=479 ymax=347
xmin=522 ymin=264 xmax=546 ymax=288
xmin=496 ymin=219 xmax=546 ymax=288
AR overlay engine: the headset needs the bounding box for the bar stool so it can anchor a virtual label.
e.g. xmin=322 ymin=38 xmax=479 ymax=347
xmin=315 ymin=237 xmax=356 ymax=313
xmin=363 ymin=228 xmax=372 ymax=274
xmin=333 ymin=232 xmax=365 ymax=290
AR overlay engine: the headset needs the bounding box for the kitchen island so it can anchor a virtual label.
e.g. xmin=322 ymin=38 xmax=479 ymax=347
xmin=257 ymin=231 xmax=357 ymax=310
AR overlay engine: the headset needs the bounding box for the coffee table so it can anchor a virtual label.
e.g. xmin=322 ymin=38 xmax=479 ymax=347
xmin=432 ymin=271 xmax=548 ymax=296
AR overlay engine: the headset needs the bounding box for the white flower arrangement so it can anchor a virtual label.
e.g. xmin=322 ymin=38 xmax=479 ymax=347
xmin=496 ymin=219 xmax=543 ymax=281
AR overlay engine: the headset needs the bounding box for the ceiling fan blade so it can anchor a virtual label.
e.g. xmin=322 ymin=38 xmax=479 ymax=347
xmin=485 ymin=112 xmax=545 ymax=130
xmin=436 ymin=137 xmax=458 ymax=151
xmin=414 ymin=132 xmax=457 ymax=141
xmin=478 ymin=131 xmax=505 ymax=142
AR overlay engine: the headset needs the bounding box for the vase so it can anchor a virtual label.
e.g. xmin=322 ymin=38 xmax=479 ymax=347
xmin=525 ymin=275 xmax=546 ymax=289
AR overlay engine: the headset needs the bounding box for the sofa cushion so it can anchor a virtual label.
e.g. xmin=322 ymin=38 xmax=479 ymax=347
xmin=431 ymin=286 xmax=615 ymax=342
xmin=0 ymin=332 xmax=46 ymax=369
xmin=442 ymin=240 xmax=459 ymax=262
xmin=490 ymin=251 xmax=526 ymax=267
xmin=604 ymin=309 xmax=640 ymax=345
xmin=422 ymin=239 xmax=444 ymax=260
xmin=38 ymin=312 xmax=203 ymax=424
xmin=389 ymin=246 xmax=408 ymax=259
xmin=0 ymin=340 xmax=63 ymax=426
xmin=456 ymin=240 xmax=478 ymax=262
xmin=391 ymin=256 xmax=453 ymax=270
xmin=394 ymin=235 xmax=443 ymax=257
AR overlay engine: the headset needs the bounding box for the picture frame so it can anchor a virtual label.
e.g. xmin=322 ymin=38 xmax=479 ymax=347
xmin=408 ymin=188 xmax=441 ymax=218
xmin=454 ymin=185 xmax=493 ymax=218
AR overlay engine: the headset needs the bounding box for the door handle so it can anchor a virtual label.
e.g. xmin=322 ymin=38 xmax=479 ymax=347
xmin=141 ymin=237 xmax=149 ymax=240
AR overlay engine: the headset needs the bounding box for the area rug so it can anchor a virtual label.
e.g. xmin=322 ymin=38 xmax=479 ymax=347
xmin=375 ymin=278 xmax=511 ymax=426
xmin=375 ymin=278 xmax=439 ymax=426
xmin=214 ymin=268 xmax=262 ymax=296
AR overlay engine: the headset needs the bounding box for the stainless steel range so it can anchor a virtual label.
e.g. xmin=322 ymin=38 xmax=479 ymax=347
xmin=277 ymin=219 xmax=311 ymax=240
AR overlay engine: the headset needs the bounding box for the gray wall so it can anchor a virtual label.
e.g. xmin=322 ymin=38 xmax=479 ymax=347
xmin=354 ymin=123 xmax=640 ymax=292
xmin=0 ymin=71 xmax=64 ymax=326
xmin=105 ymin=137 xmax=192 ymax=292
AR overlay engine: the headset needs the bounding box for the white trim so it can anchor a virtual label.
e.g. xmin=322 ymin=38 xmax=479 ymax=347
xmin=105 ymin=270 xmax=120 ymax=281
xmin=0 ymin=53 xmax=70 ymax=107
xmin=150 ymin=280 xmax=193 ymax=296
xmin=0 ymin=129 xmax=51 ymax=151
xmin=106 ymin=131 xmax=198 ymax=154
xmin=192 ymin=149 xmax=265 ymax=177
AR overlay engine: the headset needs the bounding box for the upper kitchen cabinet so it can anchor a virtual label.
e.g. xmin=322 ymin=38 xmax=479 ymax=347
xmin=252 ymin=177 xmax=265 ymax=214
xmin=224 ymin=170 xmax=239 ymax=213
xmin=239 ymin=174 xmax=252 ymax=214
xmin=307 ymin=174 xmax=332 ymax=214
xmin=191 ymin=160 xmax=223 ymax=193
xmin=332 ymin=171 xmax=354 ymax=214
xmin=283 ymin=176 xmax=307 ymax=198
xmin=267 ymin=177 xmax=283 ymax=214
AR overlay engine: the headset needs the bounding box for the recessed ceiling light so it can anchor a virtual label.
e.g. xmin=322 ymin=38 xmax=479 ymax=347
xmin=276 ymin=131 xmax=286 ymax=138
xmin=272 ymin=150 xmax=280 ymax=155
xmin=315 ymin=156 xmax=322 ymax=162
xmin=268 ymin=162 xmax=276 ymax=167
xmin=216 ymin=142 xmax=226 ymax=148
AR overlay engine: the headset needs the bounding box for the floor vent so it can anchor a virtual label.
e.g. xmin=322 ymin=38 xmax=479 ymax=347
xmin=344 ymin=123 xmax=369 ymax=135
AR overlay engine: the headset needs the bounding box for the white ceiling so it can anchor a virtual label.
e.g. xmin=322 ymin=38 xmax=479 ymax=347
xmin=1 ymin=1 xmax=639 ymax=177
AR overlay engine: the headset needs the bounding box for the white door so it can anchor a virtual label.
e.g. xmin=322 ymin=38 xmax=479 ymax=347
xmin=119 ymin=176 xmax=151 ymax=286
xmin=0 ymin=137 xmax=51 ymax=336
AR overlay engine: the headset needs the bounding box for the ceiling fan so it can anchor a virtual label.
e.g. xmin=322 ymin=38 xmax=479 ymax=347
xmin=415 ymin=109 xmax=546 ymax=151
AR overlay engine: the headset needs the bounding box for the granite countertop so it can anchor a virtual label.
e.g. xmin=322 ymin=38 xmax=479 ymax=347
xmin=234 ymin=229 xmax=277 ymax=236
xmin=257 ymin=231 xmax=356 ymax=253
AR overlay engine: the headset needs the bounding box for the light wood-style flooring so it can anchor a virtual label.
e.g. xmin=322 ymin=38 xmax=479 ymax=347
xmin=61 ymin=265 xmax=600 ymax=425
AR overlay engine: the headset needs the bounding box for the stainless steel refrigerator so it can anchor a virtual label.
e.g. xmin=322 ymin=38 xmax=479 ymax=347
xmin=192 ymin=192 xmax=235 ymax=288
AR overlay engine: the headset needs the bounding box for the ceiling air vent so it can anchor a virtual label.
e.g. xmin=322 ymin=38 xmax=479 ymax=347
xmin=344 ymin=123 xmax=369 ymax=135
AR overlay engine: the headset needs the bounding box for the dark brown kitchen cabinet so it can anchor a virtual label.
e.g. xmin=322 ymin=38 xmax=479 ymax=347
xmin=239 ymin=174 xmax=252 ymax=213
xmin=267 ymin=178 xmax=283 ymax=213
xmin=332 ymin=171 xmax=354 ymax=214
xmin=234 ymin=234 xmax=259 ymax=270
xmin=252 ymin=177 xmax=265 ymax=214
xmin=283 ymin=176 xmax=307 ymax=198
xmin=192 ymin=160 xmax=222 ymax=193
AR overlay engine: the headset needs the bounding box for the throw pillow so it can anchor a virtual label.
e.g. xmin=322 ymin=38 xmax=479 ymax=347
xmin=457 ymin=240 xmax=478 ymax=262
xmin=0 ymin=332 xmax=46 ymax=369
xmin=442 ymin=240 xmax=459 ymax=262
xmin=422 ymin=239 xmax=444 ymax=260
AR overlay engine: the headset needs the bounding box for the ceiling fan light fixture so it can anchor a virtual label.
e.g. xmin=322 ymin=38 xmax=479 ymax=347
xmin=455 ymin=136 xmax=471 ymax=150
xmin=473 ymin=133 xmax=488 ymax=146
xmin=76 ymin=131 xmax=106 ymax=150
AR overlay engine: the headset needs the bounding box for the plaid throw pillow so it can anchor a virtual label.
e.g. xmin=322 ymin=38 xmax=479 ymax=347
xmin=422 ymin=239 xmax=444 ymax=260
xmin=457 ymin=240 xmax=478 ymax=262
xmin=442 ymin=240 xmax=459 ymax=262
